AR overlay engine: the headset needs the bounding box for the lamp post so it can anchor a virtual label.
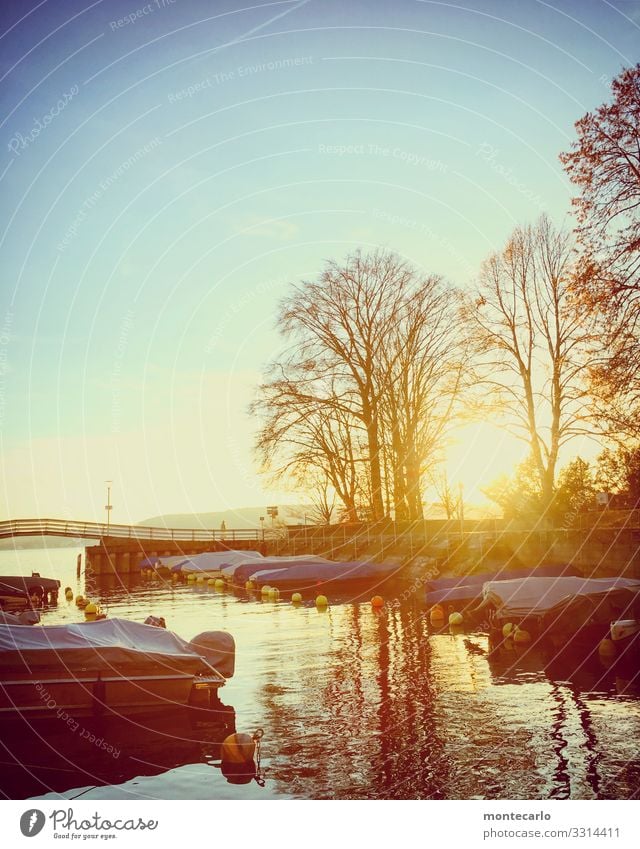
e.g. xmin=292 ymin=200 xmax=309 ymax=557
xmin=105 ymin=481 xmax=113 ymax=535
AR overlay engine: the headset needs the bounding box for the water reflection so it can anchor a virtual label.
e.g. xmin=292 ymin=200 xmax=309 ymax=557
xmin=0 ymin=705 xmax=235 ymax=799
xmin=1 ymin=549 xmax=639 ymax=800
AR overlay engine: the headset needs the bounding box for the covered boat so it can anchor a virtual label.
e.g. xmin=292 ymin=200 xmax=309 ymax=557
xmin=425 ymin=564 xmax=582 ymax=610
xmin=0 ymin=574 xmax=60 ymax=607
xmin=0 ymin=618 xmax=234 ymax=718
xmin=231 ymin=556 xmax=334 ymax=585
xmin=141 ymin=555 xmax=190 ymax=572
xmin=480 ymin=576 xmax=640 ymax=649
xmin=175 ymin=550 xmax=265 ymax=577
xmin=246 ymin=559 xmax=402 ymax=590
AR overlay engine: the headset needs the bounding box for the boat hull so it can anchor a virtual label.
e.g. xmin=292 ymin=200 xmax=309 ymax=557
xmin=0 ymin=671 xmax=223 ymax=718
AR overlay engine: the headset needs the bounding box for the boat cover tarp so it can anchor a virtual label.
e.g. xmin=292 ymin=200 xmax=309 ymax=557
xmin=482 ymin=576 xmax=640 ymax=621
xmin=175 ymin=551 xmax=264 ymax=574
xmin=0 ymin=610 xmax=40 ymax=626
xmin=248 ymin=560 xmax=401 ymax=586
xmin=141 ymin=555 xmax=188 ymax=570
xmin=0 ymin=618 xmax=217 ymax=677
xmin=425 ymin=564 xmax=581 ymax=594
xmin=0 ymin=576 xmax=60 ymax=593
xmin=189 ymin=631 xmax=235 ymax=678
xmin=231 ymin=556 xmax=334 ymax=584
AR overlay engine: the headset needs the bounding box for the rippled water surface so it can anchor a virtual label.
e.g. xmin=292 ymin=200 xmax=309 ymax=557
xmin=1 ymin=547 xmax=639 ymax=800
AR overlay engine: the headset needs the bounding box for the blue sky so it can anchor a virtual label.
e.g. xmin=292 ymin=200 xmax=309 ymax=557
xmin=0 ymin=0 xmax=638 ymax=522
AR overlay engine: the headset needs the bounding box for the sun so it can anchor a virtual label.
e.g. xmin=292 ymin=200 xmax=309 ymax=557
xmin=443 ymin=422 xmax=527 ymax=507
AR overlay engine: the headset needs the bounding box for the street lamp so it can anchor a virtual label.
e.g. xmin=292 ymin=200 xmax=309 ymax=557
xmin=105 ymin=481 xmax=113 ymax=534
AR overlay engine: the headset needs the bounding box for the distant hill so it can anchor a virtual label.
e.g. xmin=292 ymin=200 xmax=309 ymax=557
xmin=138 ymin=505 xmax=310 ymax=530
xmin=140 ymin=501 xmax=497 ymax=529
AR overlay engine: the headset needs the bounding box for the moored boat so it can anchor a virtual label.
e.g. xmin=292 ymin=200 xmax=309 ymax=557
xmin=0 ymin=618 xmax=234 ymax=718
xmin=477 ymin=576 xmax=640 ymax=654
xmin=610 ymin=618 xmax=640 ymax=662
xmin=425 ymin=564 xmax=581 ymax=613
xmin=0 ymin=573 xmax=60 ymax=608
xmin=173 ymin=550 xmax=265 ymax=579
xmin=242 ymin=559 xmax=402 ymax=591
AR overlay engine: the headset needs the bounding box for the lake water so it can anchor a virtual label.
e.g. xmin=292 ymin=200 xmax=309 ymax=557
xmin=1 ymin=546 xmax=639 ymax=800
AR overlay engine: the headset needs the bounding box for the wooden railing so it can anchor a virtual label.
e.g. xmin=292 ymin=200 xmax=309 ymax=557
xmin=0 ymin=518 xmax=261 ymax=542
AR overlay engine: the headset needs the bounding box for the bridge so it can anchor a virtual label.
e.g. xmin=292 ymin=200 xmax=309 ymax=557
xmin=0 ymin=518 xmax=261 ymax=543
xmin=0 ymin=518 xmax=264 ymax=578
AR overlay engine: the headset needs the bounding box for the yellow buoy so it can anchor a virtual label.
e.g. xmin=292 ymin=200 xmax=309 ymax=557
xmin=448 ymin=611 xmax=464 ymax=626
xmin=291 ymin=592 xmax=302 ymax=604
xmin=502 ymin=622 xmax=514 ymax=638
xmin=171 ymin=573 xmax=179 ymax=582
xmin=215 ymin=578 xmax=225 ymax=590
xmin=187 ymin=573 xmax=196 ymax=582
xmin=221 ymin=731 xmax=258 ymax=785
xmin=267 ymin=587 xmax=280 ymax=600
xmin=513 ymin=627 xmax=531 ymax=644
xmin=245 ymin=580 xmax=255 ymax=590
xmin=598 ymin=638 xmax=617 ymax=658
xmin=75 ymin=595 xmax=84 ymax=606
xmin=221 ymin=732 xmax=256 ymax=764
xmin=208 ymin=578 xmax=216 ymax=587
xmin=371 ymin=595 xmax=384 ymax=608
xmin=84 ymin=601 xmax=100 ymax=619
xmin=76 ymin=596 xmax=88 ymax=609
xmin=316 ymin=595 xmax=328 ymax=608
xmin=65 ymin=590 xmax=74 ymax=601
xmin=196 ymin=575 xmax=206 ymax=583
xmin=261 ymin=585 xmax=271 ymax=596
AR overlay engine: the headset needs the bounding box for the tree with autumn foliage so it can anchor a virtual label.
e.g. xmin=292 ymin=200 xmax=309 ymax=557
xmin=560 ymin=64 xmax=640 ymax=435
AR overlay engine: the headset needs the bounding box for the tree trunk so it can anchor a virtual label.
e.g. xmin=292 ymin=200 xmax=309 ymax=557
xmin=364 ymin=410 xmax=385 ymax=520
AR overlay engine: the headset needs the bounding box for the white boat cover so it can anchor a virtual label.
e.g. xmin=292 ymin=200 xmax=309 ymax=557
xmin=220 ymin=553 xmax=305 ymax=578
xmin=0 ymin=618 xmax=218 ymax=677
xmin=0 ymin=610 xmax=40 ymax=626
xmin=231 ymin=557 xmax=335 ymax=583
xmin=483 ymin=576 xmax=640 ymax=620
xmin=154 ymin=555 xmax=191 ymax=568
xmin=179 ymin=550 xmax=264 ymax=573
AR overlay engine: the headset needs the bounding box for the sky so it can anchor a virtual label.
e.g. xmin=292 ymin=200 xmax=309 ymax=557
xmin=0 ymin=0 xmax=638 ymax=524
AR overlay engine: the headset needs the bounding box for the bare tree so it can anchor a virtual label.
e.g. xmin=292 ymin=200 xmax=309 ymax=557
xmin=380 ymin=280 xmax=470 ymax=519
xmin=429 ymin=470 xmax=461 ymax=520
xmin=467 ymin=215 xmax=597 ymax=513
xmin=252 ymin=249 xmax=468 ymax=520
xmin=251 ymin=372 xmax=366 ymax=521
xmin=275 ymin=250 xmax=412 ymax=520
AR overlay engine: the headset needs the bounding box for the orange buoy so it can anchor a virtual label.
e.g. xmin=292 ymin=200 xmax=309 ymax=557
xmin=371 ymin=595 xmax=384 ymax=608
xmin=429 ymin=604 xmax=445 ymax=624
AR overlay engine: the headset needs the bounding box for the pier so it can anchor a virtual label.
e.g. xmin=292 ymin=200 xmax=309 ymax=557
xmin=0 ymin=519 xmax=264 ymax=577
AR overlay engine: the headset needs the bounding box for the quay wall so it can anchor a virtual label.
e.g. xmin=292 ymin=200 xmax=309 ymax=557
xmin=85 ymin=516 xmax=640 ymax=580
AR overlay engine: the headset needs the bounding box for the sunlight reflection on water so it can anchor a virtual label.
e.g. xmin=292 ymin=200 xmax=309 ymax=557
xmin=1 ymin=547 xmax=639 ymax=800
